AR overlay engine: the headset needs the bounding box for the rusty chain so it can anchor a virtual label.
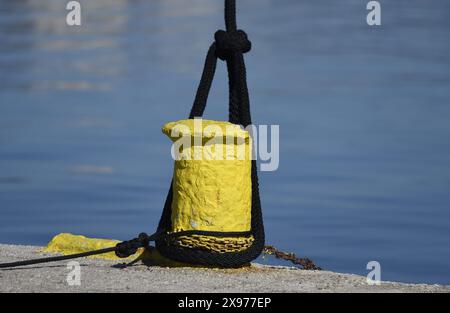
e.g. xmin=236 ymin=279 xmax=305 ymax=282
xmin=262 ymin=245 xmax=322 ymax=270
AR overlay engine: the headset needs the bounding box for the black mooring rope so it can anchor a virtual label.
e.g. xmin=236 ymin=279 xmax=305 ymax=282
xmin=188 ymin=0 xmax=252 ymax=125
xmin=156 ymin=0 xmax=265 ymax=267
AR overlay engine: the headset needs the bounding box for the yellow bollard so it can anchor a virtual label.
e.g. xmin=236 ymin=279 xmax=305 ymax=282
xmin=162 ymin=118 xmax=254 ymax=252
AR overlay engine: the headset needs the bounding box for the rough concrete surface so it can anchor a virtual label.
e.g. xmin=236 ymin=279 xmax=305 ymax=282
xmin=0 ymin=244 xmax=449 ymax=293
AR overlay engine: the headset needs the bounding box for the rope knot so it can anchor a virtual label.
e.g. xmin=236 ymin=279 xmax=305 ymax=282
xmin=115 ymin=232 xmax=150 ymax=258
xmin=214 ymin=29 xmax=251 ymax=60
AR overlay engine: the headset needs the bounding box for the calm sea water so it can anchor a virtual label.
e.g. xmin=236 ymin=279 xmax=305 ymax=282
xmin=1 ymin=0 xmax=450 ymax=285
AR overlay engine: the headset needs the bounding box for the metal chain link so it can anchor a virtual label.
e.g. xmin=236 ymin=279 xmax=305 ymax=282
xmin=263 ymin=245 xmax=322 ymax=270
xmin=174 ymin=235 xmax=254 ymax=253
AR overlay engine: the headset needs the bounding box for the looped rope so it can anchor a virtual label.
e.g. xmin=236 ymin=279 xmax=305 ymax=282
xmin=214 ymin=29 xmax=251 ymax=60
xmin=156 ymin=0 xmax=265 ymax=267
xmin=187 ymin=1 xmax=254 ymax=127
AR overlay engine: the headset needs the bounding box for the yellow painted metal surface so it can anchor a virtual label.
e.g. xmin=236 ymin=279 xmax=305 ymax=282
xmin=162 ymin=119 xmax=252 ymax=235
xmin=43 ymin=233 xmax=136 ymax=260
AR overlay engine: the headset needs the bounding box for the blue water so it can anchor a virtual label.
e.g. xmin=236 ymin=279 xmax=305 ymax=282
xmin=1 ymin=0 xmax=450 ymax=285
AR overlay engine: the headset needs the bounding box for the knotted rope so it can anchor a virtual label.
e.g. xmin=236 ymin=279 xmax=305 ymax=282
xmin=155 ymin=0 xmax=265 ymax=267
